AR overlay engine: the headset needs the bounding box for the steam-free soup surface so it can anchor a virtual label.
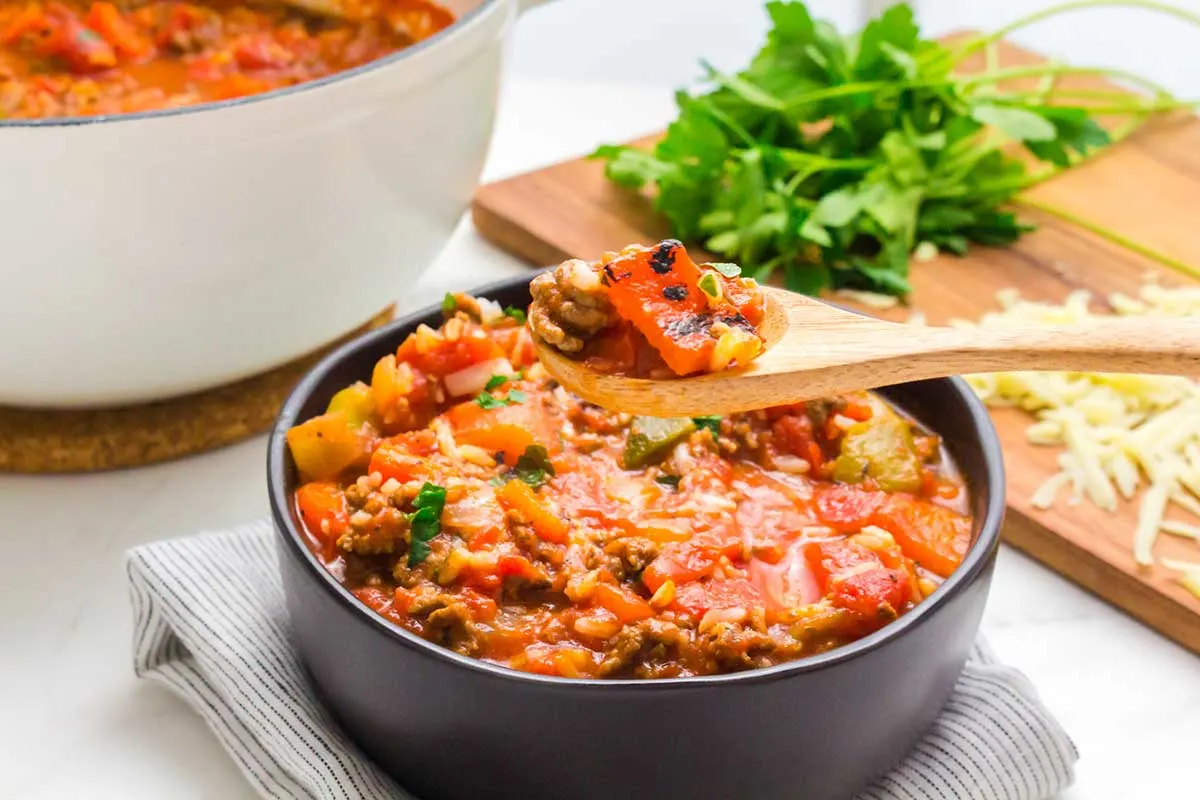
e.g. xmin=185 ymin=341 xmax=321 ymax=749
xmin=286 ymin=292 xmax=974 ymax=679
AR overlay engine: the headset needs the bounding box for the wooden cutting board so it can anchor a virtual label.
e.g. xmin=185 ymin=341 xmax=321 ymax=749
xmin=471 ymin=36 xmax=1200 ymax=656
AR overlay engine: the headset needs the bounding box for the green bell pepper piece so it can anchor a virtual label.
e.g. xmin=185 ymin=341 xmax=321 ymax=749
xmin=832 ymin=410 xmax=923 ymax=492
xmin=623 ymin=416 xmax=697 ymax=469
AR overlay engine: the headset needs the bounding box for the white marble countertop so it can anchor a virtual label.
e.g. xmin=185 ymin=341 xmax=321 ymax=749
xmin=5 ymin=2 xmax=1200 ymax=798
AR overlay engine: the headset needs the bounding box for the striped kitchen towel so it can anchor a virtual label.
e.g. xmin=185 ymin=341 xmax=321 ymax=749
xmin=126 ymin=522 xmax=1078 ymax=800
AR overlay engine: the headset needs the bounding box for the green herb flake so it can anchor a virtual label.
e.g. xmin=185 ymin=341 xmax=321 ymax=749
xmin=697 ymin=272 xmax=722 ymax=299
xmin=514 ymin=444 xmax=556 ymax=489
xmin=406 ymin=482 xmax=447 ymax=566
xmin=503 ymin=306 xmax=527 ymax=324
xmin=484 ymin=374 xmax=509 ymax=391
xmin=475 ymin=392 xmax=509 ymax=410
xmin=441 ymin=293 xmax=457 ymax=314
xmin=693 ymin=415 xmax=723 ymax=434
xmin=505 ymin=389 xmax=528 ymax=404
xmin=655 ymin=474 xmax=683 ymax=489
xmin=705 ymin=262 xmax=742 ymax=278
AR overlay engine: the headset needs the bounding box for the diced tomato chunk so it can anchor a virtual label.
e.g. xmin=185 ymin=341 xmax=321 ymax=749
xmin=233 ymin=33 xmax=294 ymax=69
xmin=641 ymin=545 xmax=721 ymax=593
xmin=85 ymin=2 xmax=151 ymax=60
xmin=397 ymin=324 xmax=504 ymax=376
xmin=367 ymin=430 xmax=436 ymax=483
xmin=446 ymin=397 xmax=560 ymax=465
xmin=771 ymin=414 xmax=816 ymax=459
xmin=497 ymin=555 xmax=545 ymax=583
xmin=354 ymin=587 xmax=407 ymax=625
xmin=814 ymin=484 xmax=886 ymax=532
xmin=581 ymin=326 xmax=641 ymax=374
xmin=670 ymin=578 xmax=763 ymax=618
xmin=804 ymin=540 xmax=911 ymax=618
xmin=459 ymin=588 xmax=499 ymax=622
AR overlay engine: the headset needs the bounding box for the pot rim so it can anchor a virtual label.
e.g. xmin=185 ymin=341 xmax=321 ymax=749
xmin=267 ymin=273 xmax=1006 ymax=691
xmin=0 ymin=0 xmax=504 ymax=130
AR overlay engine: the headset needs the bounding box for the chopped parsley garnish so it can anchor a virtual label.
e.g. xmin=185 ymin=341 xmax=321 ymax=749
xmin=441 ymin=293 xmax=457 ymax=314
xmin=503 ymin=306 xmax=527 ymax=324
xmin=484 ymin=374 xmax=509 ymax=391
xmin=475 ymin=388 xmax=527 ymax=409
xmin=705 ymin=262 xmax=742 ymax=278
xmin=693 ymin=415 xmax=723 ymax=434
xmin=655 ymin=474 xmax=683 ymax=489
xmin=513 ymin=445 xmax=555 ymax=489
xmin=475 ymin=392 xmax=508 ymax=410
xmin=407 ymin=482 xmax=447 ymax=566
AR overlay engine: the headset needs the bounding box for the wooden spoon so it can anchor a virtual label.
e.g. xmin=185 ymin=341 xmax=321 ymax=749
xmin=535 ymin=286 xmax=1200 ymax=417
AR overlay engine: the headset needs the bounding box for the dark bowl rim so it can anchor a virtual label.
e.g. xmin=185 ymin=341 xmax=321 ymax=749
xmin=267 ymin=272 xmax=1006 ymax=690
xmin=0 ymin=0 xmax=502 ymax=129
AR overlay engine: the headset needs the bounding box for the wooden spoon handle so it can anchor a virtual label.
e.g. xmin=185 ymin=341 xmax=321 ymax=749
xmin=923 ymin=316 xmax=1200 ymax=377
xmin=670 ymin=315 xmax=1200 ymax=417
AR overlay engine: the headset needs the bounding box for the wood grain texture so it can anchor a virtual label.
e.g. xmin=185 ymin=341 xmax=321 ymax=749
xmin=538 ymin=286 xmax=1200 ymax=417
xmin=471 ymin=36 xmax=1200 ymax=655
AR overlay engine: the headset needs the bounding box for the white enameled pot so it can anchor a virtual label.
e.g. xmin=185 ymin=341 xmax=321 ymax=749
xmin=0 ymin=0 xmax=545 ymax=408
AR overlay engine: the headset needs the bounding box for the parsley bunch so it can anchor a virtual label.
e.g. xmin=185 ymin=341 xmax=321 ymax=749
xmin=595 ymin=0 xmax=1200 ymax=297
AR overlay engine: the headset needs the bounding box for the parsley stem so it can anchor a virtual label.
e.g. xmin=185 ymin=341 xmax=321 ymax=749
xmin=1015 ymin=195 xmax=1200 ymax=281
xmin=958 ymin=64 xmax=1175 ymax=99
xmin=1041 ymin=99 xmax=1200 ymax=114
xmin=781 ymin=79 xmax=906 ymax=110
xmin=957 ymin=0 xmax=1200 ymax=62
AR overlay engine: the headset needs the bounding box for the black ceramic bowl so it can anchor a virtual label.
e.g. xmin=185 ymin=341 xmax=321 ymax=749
xmin=267 ymin=275 xmax=1006 ymax=800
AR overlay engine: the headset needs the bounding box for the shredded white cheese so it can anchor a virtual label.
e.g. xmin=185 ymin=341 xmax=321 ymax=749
xmin=1162 ymin=558 xmax=1200 ymax=601
xmin=952 ymin=283 xmax=1200 ymax=569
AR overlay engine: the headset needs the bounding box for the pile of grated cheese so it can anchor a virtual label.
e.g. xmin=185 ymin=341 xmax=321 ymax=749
xmin=943 ymin=283 xmax=1200 ymax=596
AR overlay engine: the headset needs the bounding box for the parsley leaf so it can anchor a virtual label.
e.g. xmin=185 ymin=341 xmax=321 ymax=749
xmin=503 ymin=306 xmax=527 ymax=324
xmin=476 ymin=387 xmax=527 ymax=408
xmin=513 ymin=445 xmax=555 ymax=489
xmin=475 ymin=392 xmax=508 ymax=410
xmin=406 ymin=482 xmax=447 ymax=566
xmin=693 ymin=415 xmax=723 ymax=434
xmin=441 ymin=293 xmax=457 ymax=314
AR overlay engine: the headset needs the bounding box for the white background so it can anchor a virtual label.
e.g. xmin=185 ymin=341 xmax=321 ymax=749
xmin=3 ymin=2 xmax=1200 ymax=798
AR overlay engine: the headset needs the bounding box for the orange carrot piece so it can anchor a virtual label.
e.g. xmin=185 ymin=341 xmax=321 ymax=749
xmin=447 ymin=398 xmax=560 ymax=465
xmin=496 ymin=479 xmax=569 ymax=544
xmin=871 ymin=495 xmax=971 ymax=578
xmin=295 ymin=482 xmax=348 ymax=559
xmin=593 ymin=582 xmax=654 ymax=623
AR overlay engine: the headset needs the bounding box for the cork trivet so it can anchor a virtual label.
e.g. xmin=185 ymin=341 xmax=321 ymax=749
xmin=0 ymin=307 xmax=395 ymax=474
